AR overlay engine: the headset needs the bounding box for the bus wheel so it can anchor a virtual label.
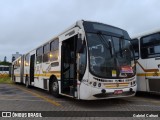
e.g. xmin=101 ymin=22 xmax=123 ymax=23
xmin=25 ymin=77 xmax=30 ymax=88
xmin=50 ymin=79 xmax=60 ymax=97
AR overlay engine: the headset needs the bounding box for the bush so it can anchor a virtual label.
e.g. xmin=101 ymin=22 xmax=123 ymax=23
xmin=0 ymin=77 xmax=12 ymax=84
xmin=0 ymin=61 xmax=12 ymax=66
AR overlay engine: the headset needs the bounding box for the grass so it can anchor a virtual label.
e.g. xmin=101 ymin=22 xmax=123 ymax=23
xmin=0 ymin=77 xmax=13 ymax=84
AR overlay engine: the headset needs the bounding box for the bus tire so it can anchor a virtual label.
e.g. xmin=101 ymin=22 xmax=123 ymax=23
xmin=25 ymin=76 xmax=30 ymax=88
xmin=50 ymin=78 xmax=60 ymax=97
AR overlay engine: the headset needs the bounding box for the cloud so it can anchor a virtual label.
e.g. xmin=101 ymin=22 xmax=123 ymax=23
xmin=0 ymin=0 xmax=160 ymax=61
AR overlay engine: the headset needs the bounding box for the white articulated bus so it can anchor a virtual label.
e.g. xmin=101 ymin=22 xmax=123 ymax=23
xmin=12 ymin=20 xmax=137 ymax=100
xmin=131 ymin=29 xmax=160 ymax=93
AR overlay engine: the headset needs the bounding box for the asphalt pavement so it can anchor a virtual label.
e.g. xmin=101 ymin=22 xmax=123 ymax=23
xmin=0 ymin=83 xmax=160 ymax=120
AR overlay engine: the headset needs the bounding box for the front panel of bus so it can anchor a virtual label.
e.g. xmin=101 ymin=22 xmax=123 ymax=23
xmin=134 ymin=32 xmax=160 ymax=93
xmin=79 ymin=21 xmax=137 ymax=100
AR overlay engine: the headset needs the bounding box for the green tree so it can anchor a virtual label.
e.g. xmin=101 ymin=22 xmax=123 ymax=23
xmin=0 ymin=61 xmax=11 ymax=66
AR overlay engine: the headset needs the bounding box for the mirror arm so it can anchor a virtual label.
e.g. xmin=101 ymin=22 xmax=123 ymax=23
xmin=77 ymin=34 xmax=84 ymax=53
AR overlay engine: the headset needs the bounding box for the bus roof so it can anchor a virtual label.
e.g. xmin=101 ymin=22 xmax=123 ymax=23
xmin=131 ymin=28 xmax=160 ymax=39
xmin=0 ymin=65 xmax=9 ymax=67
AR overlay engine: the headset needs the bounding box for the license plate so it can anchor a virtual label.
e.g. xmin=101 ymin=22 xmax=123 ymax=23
xmin=114 ymin=90 xmax=123 ymax=94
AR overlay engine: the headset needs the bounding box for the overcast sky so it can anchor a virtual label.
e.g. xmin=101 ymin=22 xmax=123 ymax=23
xmin=0 ymin=0 xmax=160 ymax=62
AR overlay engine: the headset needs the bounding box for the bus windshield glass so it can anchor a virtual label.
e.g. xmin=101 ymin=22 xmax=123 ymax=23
xmin=86 ymin=33 xmax=135 ymax=78
xmin=83 ymin=21 xmax=130 ymax=39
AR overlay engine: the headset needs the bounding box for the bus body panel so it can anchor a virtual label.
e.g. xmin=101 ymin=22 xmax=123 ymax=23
xmin=12 ymin=56 xmax=23 ymax=83
xmin=146 ymin=57 xmax=160 ymax=93
xmin=136 ymin=59 xmax=147 ymax=92
xmin=132 ymin=29 xmax=160 ymax=93
xmin=79 ymin=81 xmax=136 ymax=100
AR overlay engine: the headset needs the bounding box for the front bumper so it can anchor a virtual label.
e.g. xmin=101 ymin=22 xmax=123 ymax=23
xmin=79 ymin=83 xmax=137 ymax=100
xmin=93 ymin=90 xmax=135 ymax=98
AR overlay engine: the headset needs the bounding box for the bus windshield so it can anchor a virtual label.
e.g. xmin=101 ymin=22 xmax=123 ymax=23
xmin=86 ymin=33 xmax=135 ymax=78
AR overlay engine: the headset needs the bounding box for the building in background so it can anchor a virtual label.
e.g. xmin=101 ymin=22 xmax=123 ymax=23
xmin=4 ymin=56 xmax=7 ymax=62
xmin=12 ymin=52 xmax=21 ymax=62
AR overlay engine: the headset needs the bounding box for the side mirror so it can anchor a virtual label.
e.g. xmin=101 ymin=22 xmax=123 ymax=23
xmin=141 ymin=48 xmax=148 ymax=59
xmin=77 ymin=34 xmax=84 ymax=53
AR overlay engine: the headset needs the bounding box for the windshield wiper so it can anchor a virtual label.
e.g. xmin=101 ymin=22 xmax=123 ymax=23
xmin=96 ymin=31 xmax=113 ymax=57
xmin=119 ymin=37 xmax=123 ymax=57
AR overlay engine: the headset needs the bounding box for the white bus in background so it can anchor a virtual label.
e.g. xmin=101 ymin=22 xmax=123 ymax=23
xmin=12 ymin=20 xmax=137 ymax=100
xmin=131 ymin=29 xmax=160 ymax=93
xmin=12 ymin=56 xmax=23 ymax=82
xmin=0 ymin=65 xmax=10 ymax=77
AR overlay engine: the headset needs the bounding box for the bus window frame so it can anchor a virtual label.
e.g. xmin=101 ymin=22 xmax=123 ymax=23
xmin=140 ymin=32 xmax=160 ymax=59
xmin=131 ymin=38 xmax=139 ymax=60
xmin=25 ymin=54 xmax=30 ymax=66
xmin=50 ymin=39 xmax=59 ymax=61
xmin=43 ymin=43 xmax=50 ymax=63
xmin=36 ymin=46 xmax=43 ymax=64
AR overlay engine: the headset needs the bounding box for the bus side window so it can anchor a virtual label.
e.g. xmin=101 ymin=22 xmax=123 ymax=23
xmin=141 ymin=48 xmax=148 ymax=59
xmin=25 ymin=54 xmax=30 ymax=66
xmin=50 ymin=39 xmax=59 ymax=61
xmin=131 ymin=39 xmax=139 ymax=60
xmin=36 ymin=47 xmax=43 ymax=64
xmin=141 ymin=33 xmax=160 ymax=59
xmin=43 ymin=43 xmax=50 ymax=62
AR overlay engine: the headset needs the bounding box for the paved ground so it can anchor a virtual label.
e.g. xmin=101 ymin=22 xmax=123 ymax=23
xmin=0 ymin=83 xmax=160 ymax=120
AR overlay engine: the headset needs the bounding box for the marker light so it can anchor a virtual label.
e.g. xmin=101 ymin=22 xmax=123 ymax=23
xmin=49 ymin=54 xmax=53 ymax=58
xmin=98 ymin=83 xmax=101 ymax=87
xmin=93 ymin=82 xmax=97 ymax=86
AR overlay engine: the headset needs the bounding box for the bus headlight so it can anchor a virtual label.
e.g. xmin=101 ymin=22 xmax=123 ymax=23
xmin=98 ymin=83 xmax=101 ymax=87
xmin=130 ymin=81 xmax=136 ymax=86
xmin=91 ymin=82 xmax=101 ymax=87
xmin=89 ymin=82 xmax=92 ymax=84
xmin=93 ymin=82 xmax=97 ymax=86
xmin=133 ymin=81 xmax=136 ymax=85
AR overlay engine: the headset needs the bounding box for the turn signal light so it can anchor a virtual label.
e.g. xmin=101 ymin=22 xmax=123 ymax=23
xmin=98 ymin=83 xmax=101 ymax=87
xmin=93 ymin=82 xmax=97 ymax=86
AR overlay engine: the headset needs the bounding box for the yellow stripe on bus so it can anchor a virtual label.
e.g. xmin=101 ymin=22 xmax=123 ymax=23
xmin=105 ymin=83 xmax=129 ymax=88
xmin=137 ymin=73 xmax=160 ymax=77
xmin=43 ymin=71 xmax=60 ymax=74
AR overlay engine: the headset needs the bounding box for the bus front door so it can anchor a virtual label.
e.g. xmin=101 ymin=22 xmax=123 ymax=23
xmin=61 ymin=35 xmax=78 ymax=97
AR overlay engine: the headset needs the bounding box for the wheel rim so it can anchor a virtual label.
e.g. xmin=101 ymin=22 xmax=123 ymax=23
xmin=52 ymin=82 xmax=58 ymax=91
